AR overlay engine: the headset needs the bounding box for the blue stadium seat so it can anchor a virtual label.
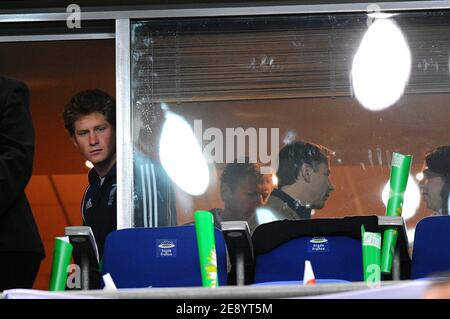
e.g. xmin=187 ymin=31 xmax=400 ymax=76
xmin=101 ymin=225 xmax=228 ymax=288
xmin=411 ymin=216 xmax=450 ymax=279
xmin=253 ymin=235 xmax=363 ymax=283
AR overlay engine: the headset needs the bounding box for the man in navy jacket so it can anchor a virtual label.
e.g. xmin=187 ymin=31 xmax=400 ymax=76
xmin=63 ymin=89 xmax=117 ymax=259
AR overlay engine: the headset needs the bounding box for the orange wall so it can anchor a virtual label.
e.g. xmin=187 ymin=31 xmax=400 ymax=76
xmin=25 ymin=174 xmax=86 ymax=290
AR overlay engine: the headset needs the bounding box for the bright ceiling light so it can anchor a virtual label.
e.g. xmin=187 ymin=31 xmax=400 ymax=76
xmin=159 ymin=111 xmax=210 ymax=196
xmin=352 ymin=18 xmax=411 ymax=111
xmin=382 ymin=174 xmax=420 ymax=221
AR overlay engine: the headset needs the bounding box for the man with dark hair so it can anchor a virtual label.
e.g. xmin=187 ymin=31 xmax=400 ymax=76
xmin=211 ymin=158 xmax=274 ymax=228
xmin=419 ymin=146 xmax=450 ymax=216
xmin=0 ymin=76 xmax=45 ymax=290
xmin=63 ymin=89 xmax=117 ymax=258
xmin=249 ymin=141 xmax=335 ymax=232
xmin=63 ymin=90 xmax=177 ymax=261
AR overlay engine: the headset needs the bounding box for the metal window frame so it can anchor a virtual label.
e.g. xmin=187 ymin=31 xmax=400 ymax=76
xmin=116 ymin=19 xmax=133 ymax=229
xmin=0 ymin=33 xmax=114 ymax=42
xmin=1 ymin=1 xmax=450 ymax=23
xmin=1 ymin=1 xmax=449 ymax=229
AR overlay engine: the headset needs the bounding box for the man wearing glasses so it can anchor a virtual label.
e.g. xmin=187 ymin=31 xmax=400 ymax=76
xmin=419 ymin=146 xmax=450 ymax=216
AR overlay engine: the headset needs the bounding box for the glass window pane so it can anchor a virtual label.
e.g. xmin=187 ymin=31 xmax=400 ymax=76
xmin=130 ymin=11 xmax=450 ymax=235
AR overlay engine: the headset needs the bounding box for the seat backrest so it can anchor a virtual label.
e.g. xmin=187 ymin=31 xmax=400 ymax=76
xmin=254 ymin=236 xmax=363 ymax=283
xmin=411 ymin=216 xmax=450 ymax=279
xmin=101 ymin=225 xmax=228 ymax=288
xmin=252 ymin=217 xmax=382 ymax=284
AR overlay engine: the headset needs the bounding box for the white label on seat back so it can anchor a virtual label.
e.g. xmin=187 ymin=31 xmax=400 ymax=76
xmin=307 ymin=237 xmax=330 ymax=253
xmin=156 ymin=239 xmax=177 ymax=257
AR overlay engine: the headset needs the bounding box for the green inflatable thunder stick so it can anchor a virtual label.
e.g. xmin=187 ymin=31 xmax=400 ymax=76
xmin=194 ymin=210 xmax=218 ymax=287
xmin=381 ymin=152 xmax=412 ymax=274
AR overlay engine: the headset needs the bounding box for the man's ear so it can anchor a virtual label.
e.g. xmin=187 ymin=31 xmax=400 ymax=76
xmin=299 ymin=163 xmax=313 ymax=183
xmin=221 ymin=184 xmax=233 ymax=203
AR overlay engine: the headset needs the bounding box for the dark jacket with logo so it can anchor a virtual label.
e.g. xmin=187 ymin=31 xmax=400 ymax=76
xmin=0 ymin=76 xmax=45 ymax=257
xmin=82 ymin=163 xmax=117 ymax=258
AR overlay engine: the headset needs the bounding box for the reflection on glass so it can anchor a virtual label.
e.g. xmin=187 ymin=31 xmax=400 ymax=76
xmin=131 ymin=11 xmax=450 ymax=228
xmin=159 ymin=110 xmax=210 ymax=196
xmin=407 ymin=228 xmax=415 ymax=246
xmin=382 ymin=175 xmax=420 ymax=220
xmin=272 ymin=174 xmax=279 ymax=187
xmin=367 ymin=12 xmax=398 ymax=20
xmin=448 ymin=193 xmax=450 ymax=216
xmin=415 ymin=172 xmax=424 ymax=182
xmin=254 ymin=207 xmax=279 ymax=226
xmin=352 ymin=18 xmax=411 ymax=111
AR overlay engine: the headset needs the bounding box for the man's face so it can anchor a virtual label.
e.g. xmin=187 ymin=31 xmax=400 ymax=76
xmin=71 ymin=112 xmax=116 ymax=167
xmin=419 ymin=166 xmax=445 ymax=213
xmin=307 ymin=162 xmax=335 ymax=209
xmin=226 ymin=174 xmax=274 ymax=220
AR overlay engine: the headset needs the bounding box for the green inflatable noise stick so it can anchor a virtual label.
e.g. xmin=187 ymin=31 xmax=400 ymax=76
xmin=361 ymin=225 xmax=381 ymax=286
xmin=381 ymin=152 xmax=412 ymax=274
xmin=49 ymin=236 xmax=73 ymax=291
xmin=194 ymin=210 xmax=218 ymax=287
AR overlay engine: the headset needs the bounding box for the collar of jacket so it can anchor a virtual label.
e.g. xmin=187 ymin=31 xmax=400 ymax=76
xmin=271 ymin=188 xmax=312 ymax=219
xmin=88 ymin=162 xmax=117 ymax=188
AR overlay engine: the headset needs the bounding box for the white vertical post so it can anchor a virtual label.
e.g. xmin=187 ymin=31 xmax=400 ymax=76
xmin=116 ymin=19 xmax=133 ymax=229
